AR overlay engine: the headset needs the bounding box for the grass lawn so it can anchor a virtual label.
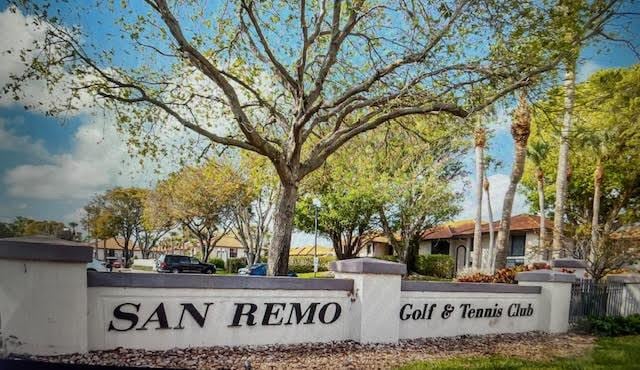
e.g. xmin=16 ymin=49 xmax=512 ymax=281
xmin=396 ymin=336 xmax=640 ymax=370
xmin=297 ymin=271 xmax=333 ymax=278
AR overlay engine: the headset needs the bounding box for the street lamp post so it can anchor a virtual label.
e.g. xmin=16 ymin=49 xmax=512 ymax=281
xmin=312 ymin=198 xmax=322 ymax=277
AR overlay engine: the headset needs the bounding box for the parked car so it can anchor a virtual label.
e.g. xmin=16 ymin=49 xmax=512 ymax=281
xmin=157 ymin=254 xmax=216 ymax=274
xmin=86 ymin=258 xmax=109 ymax=272
xmin=105 ymin=257 xmax=121 ymax=271
xmin=239 ymin=263 xmax=297 ymax=277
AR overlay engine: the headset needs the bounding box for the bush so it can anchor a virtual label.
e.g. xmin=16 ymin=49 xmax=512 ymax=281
xmin=576 ymin=315 xmax=640 ymax=336
xmin=415 ymin=255 xmax=454 ymax=278
xmin=288 ymin=256 xmax=335 ymax=273
xmin=375 ymin=255 xmax=399 ymax=262
xmin=208 ymin=257 xmax=225 ymax=270
xmin=456 ymin=263 xmax=551 ymax=284
xmin=226 ymin=257 xmax=247 ymax=273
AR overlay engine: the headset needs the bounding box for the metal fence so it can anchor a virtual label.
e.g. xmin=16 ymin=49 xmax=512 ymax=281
xmin=569 ymin=279 xmax=640 ymax=323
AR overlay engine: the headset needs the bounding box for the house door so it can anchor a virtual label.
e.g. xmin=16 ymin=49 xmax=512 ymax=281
xmin=456 ymin=245 xmax=466 ymax=272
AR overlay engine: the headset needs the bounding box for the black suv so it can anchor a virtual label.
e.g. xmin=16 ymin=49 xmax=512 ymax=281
xmin=157 ymin=254 xmax=216 ymax=274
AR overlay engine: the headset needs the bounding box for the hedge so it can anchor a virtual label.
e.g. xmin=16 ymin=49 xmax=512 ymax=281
xmin=208 ymin=257 xmax=225 ymax=270
xmin=415 ymin=255 xmax=454 ymax=278
xmin=375 ymin=255 xmax=399 ymax=262
xmin=576 ymin=314 xmax=640 ymax=336
xmin=288 ymin=255 xmax=335 ymax=274
xmin=226 ymin=257 xmax=248 ymax=273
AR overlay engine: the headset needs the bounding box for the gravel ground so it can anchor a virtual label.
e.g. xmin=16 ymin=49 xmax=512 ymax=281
xmin=18 ymin=332 xmax=595 ymax=370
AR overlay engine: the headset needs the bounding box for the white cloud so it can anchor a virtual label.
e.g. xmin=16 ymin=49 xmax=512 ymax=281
xmin=0 ymin=118 xmax=49 ymax=159
xmin=457 ymin=173 xmax=529 ymax=221
xmin=577 ymin=60 xmax=603 ymax=82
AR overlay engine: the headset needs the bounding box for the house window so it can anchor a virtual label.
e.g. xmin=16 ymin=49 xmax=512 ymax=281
xmin=366 ymin=244 xmax=372 ymax=255
xmin=431 ymin=241 xmax=450 ymax=255
xmin=230 ymin=248 xmax=238 ymax=258
xmin=510 ymin=235 xmax=526 ymax=256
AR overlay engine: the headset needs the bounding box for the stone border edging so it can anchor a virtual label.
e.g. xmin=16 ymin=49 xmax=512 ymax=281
xmin=330 ymin=257 xmax=407 ymax=275
xmin=0 ymin=237 xmax=93 ymax=263
xmin=400 ymin=281 xmax=541 ymax=294
xmin=88 ymin=271 xmax=354 ymax=291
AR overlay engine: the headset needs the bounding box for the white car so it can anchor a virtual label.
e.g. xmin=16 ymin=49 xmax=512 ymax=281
xmin=86 ymin=258 xmax=109 ymax=272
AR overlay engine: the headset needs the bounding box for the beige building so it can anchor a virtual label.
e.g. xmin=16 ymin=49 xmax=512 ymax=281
xmin=155 ymin=236 xmax=246 ymax=263
xmin=358 ymin=214 xmax=551 ymax=273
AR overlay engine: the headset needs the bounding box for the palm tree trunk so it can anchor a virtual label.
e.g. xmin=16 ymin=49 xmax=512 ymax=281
xmin=536 ymin=168 xmax=546 ymax=259
xmin=590 ymin=160 xmax=603 ymax=261
xmin=496 ymin=92 xmax=531 ymax=269
xmin=483 ymin=176 xmax=496 ymax=273
xmin=552 ymin=61 xmax=577 ymax=257
xmin=473 ymin=127 xmax=486 ymax=270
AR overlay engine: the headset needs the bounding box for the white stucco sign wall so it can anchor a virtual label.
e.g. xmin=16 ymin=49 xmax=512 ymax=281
xmin=88 ymin=287 xmax=352 ymax=350
xmin=1 ymin=238 xmax=578 ymax=356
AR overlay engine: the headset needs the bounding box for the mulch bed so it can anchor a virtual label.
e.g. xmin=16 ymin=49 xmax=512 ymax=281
xmin=14 ymin=332 xmax=595 ymax=370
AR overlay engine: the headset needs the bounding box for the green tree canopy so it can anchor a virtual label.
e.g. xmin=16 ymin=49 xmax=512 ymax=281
xmin=147 ymin=160 xmax=251 ymax=261
xmin=523 ymin=64 xmax=640 ymax=243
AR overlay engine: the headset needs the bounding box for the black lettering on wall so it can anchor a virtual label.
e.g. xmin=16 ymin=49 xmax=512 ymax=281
xmin=229 ymin=303 xmax=258 ymax=327
xmin=137 ymin=303 xmax=170 ymax=330
xmin=108 ymin=303 xmax=140 ymax=332
xmin=285 ymin=303 xmax=319 ymax=325
xmin=262 ymin=303 xmax=286 ymax=325
xmin=400 ymin=304 xmax=412 ymax=320
xmin=318 ymin=302 xmax=341 ymax=324
xmin=174 ymin=303 xmax=214 ymax=329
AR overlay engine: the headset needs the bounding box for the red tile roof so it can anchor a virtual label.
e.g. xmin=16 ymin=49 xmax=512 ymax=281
xmin=422 ymin=214 xmax=552 ymax=240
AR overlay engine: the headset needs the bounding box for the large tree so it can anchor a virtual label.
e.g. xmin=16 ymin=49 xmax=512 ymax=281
xmin=231 ymin=153 xmax=279 ymax=265
xmin=148 ymin=160 xmax=249 ymax=261
xmin=374 ymin=118 xmax=468 ymax=270
xmin=294 ymin=150 xmax=383 ymax=260
xmin=523 ymin=65 xmax=640 ymax=267
xmin=5 ymin=0 xmax=623 ymax=274
xmin=83 ymin=187 xmax=147 ymax=265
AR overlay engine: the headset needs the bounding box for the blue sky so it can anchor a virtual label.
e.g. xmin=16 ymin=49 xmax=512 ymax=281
xmin=0 ymin=3 xmax=638 ymax=246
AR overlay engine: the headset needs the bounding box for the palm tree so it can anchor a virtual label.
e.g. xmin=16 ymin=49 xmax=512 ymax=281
xmin=527 ymin=141 xmax=549 ymax=259
xmin=496 ymin=92 xmax=531 ymax=268
xmin=483 ymin=174 xmax=496 ymax=273
xmin=552 ymin=59 xmax=577 ymax=257
xmin=472 ymin=126 xmax=487 ymax=270
xmin=68 ymin=222 xmax=78 ymax=239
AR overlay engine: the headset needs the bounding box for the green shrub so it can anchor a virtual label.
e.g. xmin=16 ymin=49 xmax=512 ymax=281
xmin=288 ymin=256 xmax=335 ymax=273
xmin=576 ymin=314 xmax=640 ymax=336
xmin=226 ymin=257 xmax=247 ymax=273
xmin=208 ymin=257 xmax=225 ymax=270
xmin=375 ymin=255 xmax=399 ymax=262
xmin=416 ymin=255 xmax=454 ymax=278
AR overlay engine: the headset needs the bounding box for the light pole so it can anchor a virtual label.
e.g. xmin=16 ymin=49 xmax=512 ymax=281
xmin=312 ymin=198 xmax=322 ymax=277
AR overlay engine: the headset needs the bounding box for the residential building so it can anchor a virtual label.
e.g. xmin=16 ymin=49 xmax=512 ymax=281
xmin=358 ymin=236 xmax=394 ymax=257
xmin=290 ymin=245 xmax=335 ymax=257
xmin=358 ymin=214 xmax=551 ymax=273
xmin=155 ymin=236 xmax=247 ymax=263
xmin=91 ymin=238 xmax=143 ymax=261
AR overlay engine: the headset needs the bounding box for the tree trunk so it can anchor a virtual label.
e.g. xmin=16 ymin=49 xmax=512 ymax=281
xmin=267 ymin=183 xmax=298 ymax=275
xmin=590 ymin=160 xmax=603 ymax=261
xmin=483 ymin=176 xmax=496 ymax=273
xmin=496 ymin=92 xmax=530 ymax=269
xmin=472 ymin=127 xmax=485 ymax=270
xmin=536 ymin=168 xmax=546 ymax=259
xmin=552 ymin=61 xmax=577 ymax=257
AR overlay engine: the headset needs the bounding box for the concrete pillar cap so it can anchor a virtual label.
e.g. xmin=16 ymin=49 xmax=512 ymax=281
xmin=516 ymin=269 xmax=576 ymax=283
xmin=551 ymin=258 xmax=587 ymax=269
xmin=329 ymin=257 xmax=407 ymax=275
